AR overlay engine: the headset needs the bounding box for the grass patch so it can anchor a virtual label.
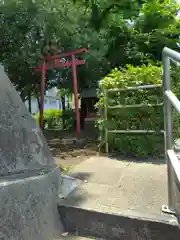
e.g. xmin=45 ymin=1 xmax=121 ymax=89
xmin=57 ymin=164 xmax=71 ymax=175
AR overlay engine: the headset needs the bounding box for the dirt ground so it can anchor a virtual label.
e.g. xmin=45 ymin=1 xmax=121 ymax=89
xmin=44 ymin=130 xmax=99 ymax=171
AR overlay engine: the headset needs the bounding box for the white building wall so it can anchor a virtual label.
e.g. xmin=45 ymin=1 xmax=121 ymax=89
xmin=25 ymin=87 xmax=60 ymax=114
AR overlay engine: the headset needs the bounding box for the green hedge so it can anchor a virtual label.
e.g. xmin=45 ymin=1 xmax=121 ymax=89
xmin=96 ymin=64 xmax=180 ymax=157
xmin=34 ymin=109 xmax=62 ymax=128
xmin=34 ymin=109 xmax=75 ymax=130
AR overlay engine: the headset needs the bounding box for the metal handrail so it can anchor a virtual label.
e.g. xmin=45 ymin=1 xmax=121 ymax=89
xmin=162 ymin=47 xmax=180 ymax=215
xmin=107 ymin=84 xmax=162 ymax=92
xmin=108 ymin=103 xmax=163 ymax=109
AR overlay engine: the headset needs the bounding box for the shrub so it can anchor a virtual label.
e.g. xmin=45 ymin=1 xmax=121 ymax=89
xmin=34 ymin=109 xmax=62 ymax=129
xmin=34 ymin=109 xmax=75 ymax=130
xmin=61 ymin=109 xmax=75 ymax=130
xmin=96 ymin=63 xmax=179 ymax=157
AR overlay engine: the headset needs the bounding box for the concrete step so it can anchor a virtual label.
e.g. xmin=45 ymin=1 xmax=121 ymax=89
xmin=59 ymin=201 xmax=180 ymax=240
xmin=60 ymin=234 xmax=96 ymax=239
xmin=58 ymin=156 xmax=180 ymax=240
xmin=64 ymin=237 xmax=94 ymax=240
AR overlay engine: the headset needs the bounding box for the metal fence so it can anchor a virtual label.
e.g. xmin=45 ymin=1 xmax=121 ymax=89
xmin=162 ymin=47 xmax=180 ymax=216
xmin=103 ymin=84 xmax=163 ymax=153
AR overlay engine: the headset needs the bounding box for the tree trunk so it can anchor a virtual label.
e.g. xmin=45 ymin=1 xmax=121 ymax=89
xmin=61 ymin=96 xmax=66 ymax=130
xmin=28 ymin=91 xmax=32 ymax=113
xmin=67 ymin=96 xmax=70 ymax=109
xmin=35 ymin=84 xmax=41 ymax=113
xmin=36 ymin=95 xmax=41 ymax=113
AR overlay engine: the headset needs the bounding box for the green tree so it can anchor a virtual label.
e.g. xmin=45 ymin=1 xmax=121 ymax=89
xmin=0 ymin=0 xmax=179 ymax=102
xmin=135 ymin=0 xmax=180 ymax=62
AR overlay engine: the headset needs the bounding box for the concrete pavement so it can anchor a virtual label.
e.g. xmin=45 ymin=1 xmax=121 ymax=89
xmin=62 ymin=156 xmax=168 ymax=216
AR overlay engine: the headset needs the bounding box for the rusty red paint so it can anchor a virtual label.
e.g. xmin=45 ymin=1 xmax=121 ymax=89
xmin=34 ymin=48 xmax=88 ymax=136
xmin=42 ymin=48 xmax=87 ymax=61
xmin=34 ymin=59 xmax=85 ymax=72
xmin=72 ymin=55 xmax=81 ymax=136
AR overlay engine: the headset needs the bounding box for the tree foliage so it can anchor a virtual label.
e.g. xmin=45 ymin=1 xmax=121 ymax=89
xmin=0 ymin=0 xmax=179 ymax=100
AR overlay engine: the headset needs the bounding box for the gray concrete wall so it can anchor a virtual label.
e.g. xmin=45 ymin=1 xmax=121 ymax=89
xmin=0 ymin=65 xmax=63 ymax=239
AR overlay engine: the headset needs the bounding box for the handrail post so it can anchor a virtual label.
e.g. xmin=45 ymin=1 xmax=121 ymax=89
xmin=163 ymin=54 xmax=173 ymax=150
xmin=162 ymin=52 xmax=174 ymax=212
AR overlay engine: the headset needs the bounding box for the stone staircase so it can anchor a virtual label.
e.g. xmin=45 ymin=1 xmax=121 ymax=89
xmin=58 ymin=156 xmax=180 ymax=240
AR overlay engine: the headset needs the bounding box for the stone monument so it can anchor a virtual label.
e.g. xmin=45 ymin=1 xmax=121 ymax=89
xmin=0 ymin=65 xmax=63 ymax=239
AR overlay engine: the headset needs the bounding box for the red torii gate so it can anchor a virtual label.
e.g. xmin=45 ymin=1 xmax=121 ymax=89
xmin=34 ymin=47 xmax=88 ymax=137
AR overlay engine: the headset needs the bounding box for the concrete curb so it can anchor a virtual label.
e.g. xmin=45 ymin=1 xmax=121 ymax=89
xmin=59 ymin=175 xmax=80 ymax=199
xmin=59 ymin=205 xmax=180 ymax=240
